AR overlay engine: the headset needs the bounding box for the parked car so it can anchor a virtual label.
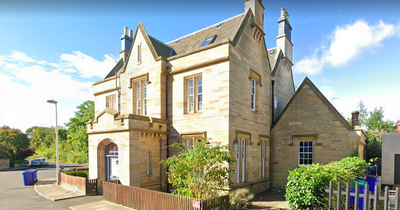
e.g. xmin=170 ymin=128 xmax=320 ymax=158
xmin=23 ymin=158 xmax=29 ymax=165
xmin=30 ymin=158 xmax=48 ymax=166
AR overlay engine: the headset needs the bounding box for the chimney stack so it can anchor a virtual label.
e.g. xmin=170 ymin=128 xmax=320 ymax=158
xmin=351 ymin=111 xmax=360 ymax=127
xmin=244 ymin=0 xmax=265 ymax=31
xmin=120 ymin=26 xmax=133 ymax=63
xmin=276 ymin=7 xmax=293 ymax=63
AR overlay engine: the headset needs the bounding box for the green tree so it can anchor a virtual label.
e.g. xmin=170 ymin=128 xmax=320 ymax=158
xmin=0 ymin=126 xmax=30 ymax=160
xmin=161 ymin=138 xmax=236 ymax=200
xmin=25 ymin=126 xmax=67 ymax=161
xmin=64 ymin=100 xmax=94 ymax=163
xmin=364 ymin=107 xmax=395 ymax=164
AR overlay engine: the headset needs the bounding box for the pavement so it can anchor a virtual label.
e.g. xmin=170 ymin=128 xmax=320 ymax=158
xmin=34 ymin=178 xmax=134 ymax=210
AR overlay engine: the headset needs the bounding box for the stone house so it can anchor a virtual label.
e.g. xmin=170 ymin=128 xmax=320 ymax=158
xmin=87 ymin=0 xmax=366 ymax=192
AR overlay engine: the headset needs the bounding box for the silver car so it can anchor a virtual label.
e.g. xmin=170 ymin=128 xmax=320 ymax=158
xmin=29 ymin=158 xmax=48 ymax=166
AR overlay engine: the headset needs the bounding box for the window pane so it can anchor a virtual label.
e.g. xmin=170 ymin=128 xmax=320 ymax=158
xmin=300 ymin=142 xmax=303 ymax=147
xmin=187 ymin=139 xmax=194 ymax=150
xmin=242 ymin=140 xmax=245 ymax=160
xmin=189 ymin=96 xmax=194 ymax=112
xmin=251 ymin=79 xmax=255 ymax=94
xmin=137 ymin=83 xmax=141 ymax=114
xmin=188 ymin=79 xmax=194 ymax=95
xmin=197 ymin=77 xmax=202 ymax=94
xmin=198 ymin=95 xmax=202 ymax=111
xmin=144 ymin=81 xmax=147 ymax=98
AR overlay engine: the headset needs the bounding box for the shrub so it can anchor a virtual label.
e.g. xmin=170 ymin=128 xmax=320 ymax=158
xmin=64 ymin=170 xmax=88 ymax=179
xmin=229 ymin=188 xmax=254 ymax=209
xmin=285 ymin=157 xmax=367 ymax=210
xmin=286 ymin=164 xmax=326 ymax=209
xmin=161 ymin=138 xmax=235 ymax=200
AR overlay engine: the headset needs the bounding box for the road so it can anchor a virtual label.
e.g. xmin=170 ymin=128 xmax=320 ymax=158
xmin=0 ymin=163 xmax=102 ymax=210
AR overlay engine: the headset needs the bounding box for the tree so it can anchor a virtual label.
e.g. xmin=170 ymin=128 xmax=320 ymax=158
xmin=0 ymin=126 xmax=30 ymax=160
xmin=353 ymin=101 xmax=396 ymax=165
xmin=161 ymin=139 xmax=236 ymax=200
xmin=364 ymin=107 xmax=395 ymax=164
xmin=64 ymin=100 xmax=94 ymax=163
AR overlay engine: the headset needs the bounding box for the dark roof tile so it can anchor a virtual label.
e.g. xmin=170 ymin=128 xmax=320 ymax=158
xmin=166 ymin=13 xmax=245 ymax=55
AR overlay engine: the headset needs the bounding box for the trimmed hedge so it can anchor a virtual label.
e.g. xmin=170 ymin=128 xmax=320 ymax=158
xmin=285 ymin=157 xmax=368 ymax=210
xmin=64 ymin=170 xmax=88 ymax=179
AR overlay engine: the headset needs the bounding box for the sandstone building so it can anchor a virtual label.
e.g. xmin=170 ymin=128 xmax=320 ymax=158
xmin=87 ymin=0 xmax=366 ymax=192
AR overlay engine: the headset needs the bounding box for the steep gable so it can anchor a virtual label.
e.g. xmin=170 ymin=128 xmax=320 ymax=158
xmin=273 ymin=77 xmax=353 ymax=130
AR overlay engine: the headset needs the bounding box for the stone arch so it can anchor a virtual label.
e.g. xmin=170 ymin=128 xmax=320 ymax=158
xmin=97 ymin=139 xmax=117 ymax=185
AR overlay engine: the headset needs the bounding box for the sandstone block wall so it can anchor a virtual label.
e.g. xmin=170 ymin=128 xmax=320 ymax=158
xmin=271 ymin=83 xmax=361 ymax=188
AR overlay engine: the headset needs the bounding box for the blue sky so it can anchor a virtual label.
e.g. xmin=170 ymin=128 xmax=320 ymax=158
xmin=1 ymin=0 xmax=399 ymax=132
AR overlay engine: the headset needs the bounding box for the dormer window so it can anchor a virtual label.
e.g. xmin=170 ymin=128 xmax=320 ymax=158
xmin=200 ymin=35 xmax=217 ymax=47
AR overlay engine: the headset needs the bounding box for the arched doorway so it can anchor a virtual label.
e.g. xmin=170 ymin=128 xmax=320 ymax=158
xmin=105 ymin=143 xmax=119 ymax=181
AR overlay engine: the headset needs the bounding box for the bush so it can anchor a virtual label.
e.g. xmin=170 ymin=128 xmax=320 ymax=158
xmin=64 ymin=170 xmax=88 ymax=179
xmin=161 ymin=138 xmax=235 ymax=200
xmin=286 ymin=164 xmax=326 ymax=209
xmin=229 ymin=188 xmax=254 ymax=209
xmin=285 ymin=157 xmax=367 ymax=210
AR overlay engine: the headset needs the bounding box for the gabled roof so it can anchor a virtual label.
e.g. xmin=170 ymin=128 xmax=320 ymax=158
xmin=105 ymin=58 xmax=124 ymax=79
xmin=166 ymin=13 xmax=246 ymax=55
xmin=273 ymin=77 xmax=353 ymax=131
xmin=149 ymin=35 xmax=176 ymax=58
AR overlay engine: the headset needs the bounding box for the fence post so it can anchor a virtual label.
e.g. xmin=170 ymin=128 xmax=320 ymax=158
xmin=364 ymin=183 xmax=369 ymax=210
xmin=384 ymin=186 xmax=389 ymax=210
xmin=345 ymin=182 xmax=350 ymax=210
xmin=355 ymin=183 xmax=359 ymax=210
xmin=373 ymin=185 xmax=378 ymax=210
xmin=329 ymin=181 xmax=333 ymax=209
xmin=395 ymin=187 xmax=399 ymax=210
xmin=337 ymin=182 xmax=342 ymax=210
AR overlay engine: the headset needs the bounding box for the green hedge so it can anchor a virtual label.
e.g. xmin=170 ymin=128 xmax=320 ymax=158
xmin=64 ymin=170 xmax=88 ymax=179
xmin=285 ymin=157 xmax=368 ymax=210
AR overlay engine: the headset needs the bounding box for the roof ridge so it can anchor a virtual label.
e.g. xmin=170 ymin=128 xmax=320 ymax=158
xmin=166 ymin=13 xmax=245 ymax=45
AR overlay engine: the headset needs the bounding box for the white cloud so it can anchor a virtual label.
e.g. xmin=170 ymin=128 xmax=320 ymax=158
xmin=332 ymin=93 xmax=400 ymax=123
xmin=318 ymin=85 xmax=400 ymax=123
xmin=60 ymin=51 xmax=118 ymax=78
xmin=8 ymin=51 xmax=36 ymax=63
xmin=294 ymin=20 xmax=399 ymax=75
xmin=320 ymin=86 xmax=336 ymax=102
xmin=0 ymin=50 xmax=116 ymax=132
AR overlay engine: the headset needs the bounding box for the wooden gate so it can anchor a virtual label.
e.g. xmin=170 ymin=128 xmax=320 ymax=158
xmin=86 ymin=178 xmax=98 ymax=196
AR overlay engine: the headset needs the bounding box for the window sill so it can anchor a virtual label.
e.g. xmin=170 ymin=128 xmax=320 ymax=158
xmin=184 ymin=112 xmax=203 ymax=116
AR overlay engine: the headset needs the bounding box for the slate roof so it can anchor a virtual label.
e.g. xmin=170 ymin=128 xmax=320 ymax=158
xmin=267 ymin=48 xmax=277 ymax=70
xmin=105 ymin=58 xmax=124 ymax=79
xmin=166 ymin=13 xmax=246 ymax=55
xmin=149 ymin=35 xmax=177 ymax=58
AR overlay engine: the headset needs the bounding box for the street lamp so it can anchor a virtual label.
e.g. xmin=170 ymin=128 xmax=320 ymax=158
xmin=47 ymin=100 xmax=59 ymax=185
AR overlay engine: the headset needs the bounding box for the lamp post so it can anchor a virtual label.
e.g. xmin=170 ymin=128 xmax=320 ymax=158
xmin=47 ymin=100 xmax=59 ymax=185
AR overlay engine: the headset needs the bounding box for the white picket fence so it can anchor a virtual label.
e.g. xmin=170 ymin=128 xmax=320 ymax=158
xmin=326 ymin=180 xmax=399 ymax=210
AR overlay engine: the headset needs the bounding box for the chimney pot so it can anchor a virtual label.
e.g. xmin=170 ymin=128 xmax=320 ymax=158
xmin=124 ymin=27 xmax=128 ymax=36
xmin=351 ymin=111 xmax=360 ymax=126
xmin=129 ymin=29 xmax=133 ymax=38
xmin=281 ymin=7 xmax=286 ymax=17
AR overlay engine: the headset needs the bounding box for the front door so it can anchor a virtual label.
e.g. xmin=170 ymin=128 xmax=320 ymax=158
xmin=105 ymin=143 xmax=119 ymax=181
